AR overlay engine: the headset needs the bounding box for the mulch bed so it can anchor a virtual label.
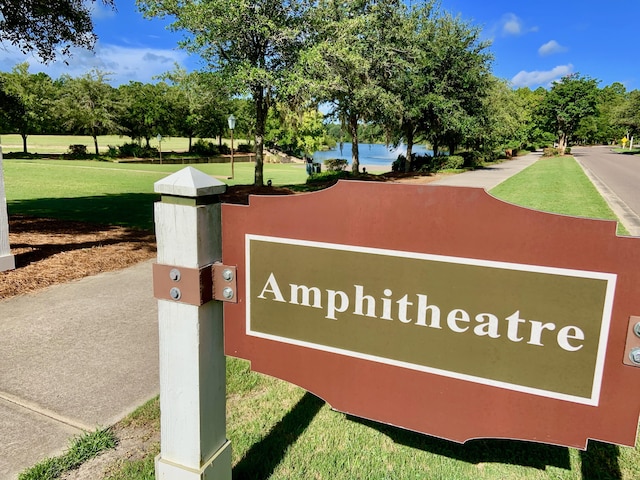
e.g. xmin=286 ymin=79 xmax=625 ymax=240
xmin=1 ymin=216 xmax=156 ymax=300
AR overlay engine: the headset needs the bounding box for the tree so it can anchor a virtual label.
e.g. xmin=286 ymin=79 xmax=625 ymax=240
xmin=301 ymin=0 xmax=407 ymax=173
xmin=0 ymin=63 xmax=55 ymax=153
xmin=265 ymin=104 xmax=325 ymax=157
xmin=479 ymin=78 xmax=529 ymax=152
xmin=539 ymin=74 xmax=599 ymax=154
xmin=160 ymin=66 xmax=231 ymax=151
xmin=117 ymin=81 xmax=175 ymax=146
xmin=416 ymin=12 xmax=492 ymax=157
xmin=0 ymin=0 xmax=115 ymax=62
xmin=615 ymin=89 xmax=640 ymax=147
xmin=58 ymin=70 xmax=118 ymax=154
xmin=137 ymin=0 xmax=311 ymax=186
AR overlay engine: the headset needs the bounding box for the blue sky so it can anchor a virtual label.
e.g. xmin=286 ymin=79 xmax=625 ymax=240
xmin=0 ymin=1 xmax=637 ymax=90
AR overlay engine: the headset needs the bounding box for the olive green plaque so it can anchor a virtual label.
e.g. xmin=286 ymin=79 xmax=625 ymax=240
xmin=247 ymin=234 xmax=616 ymax=405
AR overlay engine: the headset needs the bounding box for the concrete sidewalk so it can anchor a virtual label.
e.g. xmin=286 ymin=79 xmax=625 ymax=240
xmin=0 ymin=155 xmax=542 ymax=479
xmin=431 ymin=151 xmax=541 ymax=189
xmin=0 ymin=261 xmax=158 ymax=480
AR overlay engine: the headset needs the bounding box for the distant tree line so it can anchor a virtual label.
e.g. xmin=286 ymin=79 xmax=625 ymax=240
xmin=0 ymin=0 xmax=638 ymax=182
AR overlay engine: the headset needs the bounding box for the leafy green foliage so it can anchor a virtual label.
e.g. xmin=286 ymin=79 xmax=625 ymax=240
xmin=300 ymin=0 xmax=408 ymax=172
xmin=57 ymin=70 xmax=118 ymax=155
xmin=117 ymin=143 xmax=159 ymax=158
xmin=0 ymin=63 xmax=56 ymax=153
xmin=539 ymin=73 xmax=599 ymax=152
xmin=137 ymin=0 xmax=313 ymax=186
xmin=323 ymin=159 xmax=348 ymax=171
xmin=0 ymin=0 xmax=115 ymax=62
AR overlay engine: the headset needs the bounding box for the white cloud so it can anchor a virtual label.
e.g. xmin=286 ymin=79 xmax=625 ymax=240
xmin=511 ymin=64 xmax=574 ymax=88
xmin=0 ymin=42 xmax=189 ymax=85
xmin=538 ymin=40 xmax=568 ymax=56
xmin=501 ymin=13 xmax=538 ymax=36
xmin=502 ymin=13 xmax=523 ymax=35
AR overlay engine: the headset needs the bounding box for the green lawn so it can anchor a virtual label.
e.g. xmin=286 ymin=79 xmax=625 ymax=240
xmin=3 ymin=159 xmax=308 ymax=230
xmin=491 ymin=156 xmax=629 ymax=235
xmin=0 ymin=133 xmax=252 ymax=154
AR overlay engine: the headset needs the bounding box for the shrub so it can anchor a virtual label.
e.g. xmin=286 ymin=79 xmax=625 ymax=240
xmin=324 ymin=158 xmax=348 ymax=172
xmin=460 ymin=151 xmax=482 ymax=168
xmin=106 ymin=145 xmax=118 ymax=158
xmin=565 ymin=146 xmax=572 ymax=154
xmin=237 ymin=143 xmax=253 ymax=153
xmin=439 ymin=155 xmax=464 ymax=170
xmin=392 ymin=153 xmax=434 ymax=173
xmin=191 ymin=139 xmax=217 ymax=156
xmin=306 ymin=170 xmax=351 ymax=184
xmin=118 ymin=143 xmax=158 ymax=158
xmin=67 ymin=144 xmax=87 ymax=156
xmin=542 ymin=147 xmax=560 ymax=157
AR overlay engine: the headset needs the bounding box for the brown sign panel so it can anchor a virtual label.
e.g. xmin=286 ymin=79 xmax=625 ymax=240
xmin=222 ymin=181 xmax=640 ymax=449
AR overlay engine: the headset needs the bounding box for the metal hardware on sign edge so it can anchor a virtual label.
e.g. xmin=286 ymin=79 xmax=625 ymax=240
xmin=153 ymin=262 xmax=238 ymax=305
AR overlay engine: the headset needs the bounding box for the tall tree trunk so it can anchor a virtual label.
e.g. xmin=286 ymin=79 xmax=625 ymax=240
xmin=21 ymin=133 xmax=27 ymax=154
xmin=253 ymin=87 xmax=267 ymax=186
xmin=349 ymin=113 xmax=359 ymax=173
xmin=188 ymin=136 xmax=193 ymax=153
xmin=432 ymin=140 xmax=439 ymax=158
xmin=93 ymin=133 xmax=99 ymax=155
xmin=558 ymin=131 xmax=568 ymax=155
xmin=404 ymin=122 xmax=414 ymax=173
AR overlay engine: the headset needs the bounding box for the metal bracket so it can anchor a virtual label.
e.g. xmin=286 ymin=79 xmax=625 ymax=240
xmin=623 ymin=316 xmax=640 ymax=367
xmin=153 ymin=262 xmax=238 ymax=306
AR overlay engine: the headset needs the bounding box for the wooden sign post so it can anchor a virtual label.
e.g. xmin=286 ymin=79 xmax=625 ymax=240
xmin=0 ymin=146 xmax=15 ymax=272
xmin=153 ymin=167 xmax=231 ymax=480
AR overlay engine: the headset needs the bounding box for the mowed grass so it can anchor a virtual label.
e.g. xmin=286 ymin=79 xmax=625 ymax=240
xmin=0 ymin=133 xmax=248 ymax=153
xmin=491 ymin=156 xmax=629 ymax=235
xmin=3 ymin=159 xmax=308 ymax=230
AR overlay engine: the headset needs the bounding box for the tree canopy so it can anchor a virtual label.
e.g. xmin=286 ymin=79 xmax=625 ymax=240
xmin=137 ymin=0 xmax=312 ymax=186
xmin=539 ymin=74 xmax=599 ymax=154
xmin=0 ymin=0 xmax=115 ymax=62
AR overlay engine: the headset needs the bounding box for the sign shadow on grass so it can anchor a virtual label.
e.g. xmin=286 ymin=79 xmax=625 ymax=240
xmin=232 ymin=392 xmax=324 ymax=480
xmin=351 ymin=415 xmax=622 ymax=478
xmin=350 ymin=415 xmax=571 ymax=471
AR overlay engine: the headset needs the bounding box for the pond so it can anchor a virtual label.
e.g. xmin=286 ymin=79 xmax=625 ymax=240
xmin=312 ymin=142 xmax=433 ymax=168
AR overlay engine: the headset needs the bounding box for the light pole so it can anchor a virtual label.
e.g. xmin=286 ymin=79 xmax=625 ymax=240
xmin=156 ymin=134 xmax=163 ymax=165
xmin=228 ymin=114 xmax=236 ymax=179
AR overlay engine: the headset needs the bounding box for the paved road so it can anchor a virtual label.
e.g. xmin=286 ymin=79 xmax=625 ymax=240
xmin=573 ymin=146 xmax=640 ymax=236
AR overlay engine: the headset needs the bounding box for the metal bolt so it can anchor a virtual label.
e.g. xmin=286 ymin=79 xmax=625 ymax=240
xmin=222 ymin=269 xmax=234 ymax=282
xmin=630 ymin=348 xmax=640 ymax=365
xmin=170 ymin=287 xmax=181 ymax=301
xmin=169 ymin=268 xmax=181 ymax=282
xmin=222 ymin=287 xmax=234 ymax=300
xmin=634 ymin=322 xmax=640 ymax=338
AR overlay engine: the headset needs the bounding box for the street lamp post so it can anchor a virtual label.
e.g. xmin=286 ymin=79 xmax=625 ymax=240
xmin=156 ymin=134 xmax=163 ymax=165
xmin=228 ymin=114 xmax=236 ymax=179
